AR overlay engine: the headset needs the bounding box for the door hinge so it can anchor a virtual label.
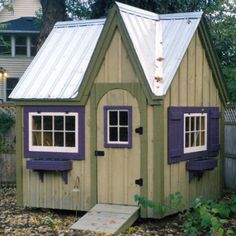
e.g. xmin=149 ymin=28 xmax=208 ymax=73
xmin=135 ymin=178 xmax=143 ymax=186
xmin=95 ymin=150 xmax=105 ymax=156
xmin=135 ymin=127 xmax=143 ymax=135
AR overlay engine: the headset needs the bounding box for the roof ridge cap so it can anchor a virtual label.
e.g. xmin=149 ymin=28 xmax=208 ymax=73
xmin=54 ymin=19 xmax=106 ymax=28
xmin=115 ymin=1 xmax=159 ymax=20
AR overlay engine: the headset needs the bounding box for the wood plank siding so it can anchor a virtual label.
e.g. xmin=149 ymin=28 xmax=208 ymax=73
xmin=0 ymin=0 xmax=40 ymax=22
xmin=163 ymin=31 xmax=222 ymax=208
xmin=22 ymin=98 xmax=93 ymax=211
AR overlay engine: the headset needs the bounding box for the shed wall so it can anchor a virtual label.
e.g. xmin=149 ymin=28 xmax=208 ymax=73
xmin=22 ymin=98 xmax=93 ymax=211
xmin=163 ymin=31 xmax=223 ymax=207
xmin=0 ymin=0 xmax=40 ymax=22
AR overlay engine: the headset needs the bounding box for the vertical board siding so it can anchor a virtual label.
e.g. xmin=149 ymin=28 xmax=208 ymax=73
xmin=96 ymin=29 xmax=139 ymax=84
xmin=23 ymin=98 xmax=92 ymax=211
xmin=163 ymin=30 xmax=222 ymax=208
xmin=0 ymin=0 xmax=40 ymax=22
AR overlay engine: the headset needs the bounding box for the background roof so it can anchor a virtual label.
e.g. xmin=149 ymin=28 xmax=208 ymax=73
xmin=0 ymin=17 xmax=40 ymax=33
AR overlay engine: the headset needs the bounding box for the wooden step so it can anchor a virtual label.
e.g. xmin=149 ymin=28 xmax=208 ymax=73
xmin=70 ymin=204 xmax=140 ymax=234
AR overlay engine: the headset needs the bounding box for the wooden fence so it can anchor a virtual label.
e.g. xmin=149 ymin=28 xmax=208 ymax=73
xmin=224 ymin=107 xmax=236 ymax=191
xmin=0 ymin=104 xmax=16 ymax=186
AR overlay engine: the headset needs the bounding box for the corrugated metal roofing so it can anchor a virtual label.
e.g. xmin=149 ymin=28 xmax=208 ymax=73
xmin=10 ymin=19 xmax=105 ymax=99
xmin=10 ymin=2 xmax=202 ymax=100
xmin=117 ymin=2 xmax=202 ymax=96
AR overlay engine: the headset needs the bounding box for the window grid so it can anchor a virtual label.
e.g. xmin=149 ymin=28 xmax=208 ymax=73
xmin=29 ymin=112 xmax=78 ymax=153
xmin=184 ymin=113 xmax=207 ymax=153
xmin=107 ymin=110 xmax=129 ymax=144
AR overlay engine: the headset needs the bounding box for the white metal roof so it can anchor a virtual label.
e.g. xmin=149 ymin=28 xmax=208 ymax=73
xmin=10 ymin=2 xmax=202 ymax=100
xmin=10 ymin=19 xmax=105 ymax=99
xmin=117 ymin=2 xmax=202 ymax=96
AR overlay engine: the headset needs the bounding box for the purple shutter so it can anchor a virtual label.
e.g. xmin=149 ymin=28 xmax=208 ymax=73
xmin=168 ymin=107 xmax=183 ymax=163
xmin=208 ymin=107 xmax=220 ymax=157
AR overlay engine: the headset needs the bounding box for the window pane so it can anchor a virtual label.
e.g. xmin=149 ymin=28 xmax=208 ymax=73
xmin=15 ymin=36 xmax=27 ymax=55
xmin=30 ymin=35 xmax=37 ymax=56
xmin=201 ymin=131 xmax=205 ymax=145
xmin=54 ymin=116 xmax=64 ymax=130
xmin=196 ymin=131 xmax=200 ymax=146
xmin=43 ymin=132 xmax=52 ymax=146
xmin=32 ymin=116 xmax=41 ymax=130
xmin=0 ymin=35 xmax=11 ymax=55
xmin=43 ymin=116 xmax=52 ymax=130
xmin=120 ymin=127 xmax=128 ymax=142
xmin=109 ymin=127 xmax=118 ymax=141
xmin=201 ymin=116 xmax=205 ymax=130
xmin=66 ymin=132 xmax=75 ymax=147
xmin=185 ymin=117 xmax=190 ymax=131
xmin=196 ymin=116 xmax=200 ymax=130
xmin=191 ymin=132 xmax=195 ymax=147
xmin=109 ymin=111 xmax=117 ymax=125
xmin=185 ymin=133 xmax=189 ymax=147
xmin=54 ymin=132 xmax=64 ymax=146
xmin=190 ymin=117 xmax=195 ymax=131
xmin=120 ymin=111 xmax=128 ymax=125
xmin=66 ymin=116 xmax=75 ymax=130
xmin=32 ymin=131 xmax=41 ymax=146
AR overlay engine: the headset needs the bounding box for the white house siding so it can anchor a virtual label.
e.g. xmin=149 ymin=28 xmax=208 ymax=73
xmin=0 ymin=0 xmax=40 ymax=22
xmin=0 ymin=57 xmax=32 ymax=100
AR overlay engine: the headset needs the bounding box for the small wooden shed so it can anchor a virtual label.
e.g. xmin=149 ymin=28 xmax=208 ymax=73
xmin=10 ymin=2 xmax=228 ymax=218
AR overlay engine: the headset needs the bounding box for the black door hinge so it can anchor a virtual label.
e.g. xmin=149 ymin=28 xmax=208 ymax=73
xmin=95 ymin=150 xmax=105 ymax=156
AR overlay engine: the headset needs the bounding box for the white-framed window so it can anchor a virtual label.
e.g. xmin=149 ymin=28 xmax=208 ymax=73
xmin=184 ymin=113 xmax=207 ymax=153
xmin=28 ymin=112 xmax=78 ymax=153
xmin=104 ymin=106 xmax=132 ymax=148
xmin=0 ymin=34 xmax=37 ymax=57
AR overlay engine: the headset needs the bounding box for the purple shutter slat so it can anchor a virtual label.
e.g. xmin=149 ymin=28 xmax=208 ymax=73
xmin=168 ymin=107 xmax=183 ymax=163
xmin=208 ymin=108 xmax=220 ymax=157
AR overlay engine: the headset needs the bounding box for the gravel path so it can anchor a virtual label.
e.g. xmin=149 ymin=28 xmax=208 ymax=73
xmin=0 ymin=187 xmax=183 ymax=235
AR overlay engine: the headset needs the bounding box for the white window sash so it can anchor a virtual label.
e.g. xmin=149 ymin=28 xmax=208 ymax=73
xmin=184 ymin=113 xmax=207 ymax=153
xmin=28 ymin=112 xmax=78 ymax=153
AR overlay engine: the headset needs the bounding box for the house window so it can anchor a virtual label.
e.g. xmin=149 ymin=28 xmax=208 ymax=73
xmin=15 ymin=35 xmax=27 ymax=55
xmin=184 ymin=113 xmax=207 ymax=153
xmin=6 ymin=78 xmax=19 ymax=101
xmin=0 ymin=35 xmax=11 ymax=55
xmin=168 ymin=107 xmax=220 ymax=163
xmin=0 ymin=34 xmax=38 ymax=57
xmin=104 ymin=106 xmax=132 ymax=148
xmin=24 ymin=106 xmax=85 ymax=160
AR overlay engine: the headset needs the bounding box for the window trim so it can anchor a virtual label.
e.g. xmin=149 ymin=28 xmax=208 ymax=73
xmin=168 ymin=106 xmax=220 ymax=164
xmin=104 ymin=106 xmax=132 ymax=148
xmin=183 ymin=112 xmax=207 ymax=154
xmin=24 ymin=106 xmax=85 ymax=160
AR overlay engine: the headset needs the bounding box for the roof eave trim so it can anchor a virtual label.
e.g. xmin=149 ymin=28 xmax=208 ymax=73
xmin=0 ymin=30 xmax=39 ymax=33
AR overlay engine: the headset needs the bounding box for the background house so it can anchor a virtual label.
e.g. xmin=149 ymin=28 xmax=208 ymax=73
xmin=0 ymin=0 xmax=40 ymax=103
xmin=10 ymin=2 xmax=228 ymax=219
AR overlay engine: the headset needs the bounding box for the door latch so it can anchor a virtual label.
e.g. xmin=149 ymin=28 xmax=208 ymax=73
xmin=95 ymin=150 xmax=105 ymax=156
xmin=135 ymin=178 xmax=143 ymax=186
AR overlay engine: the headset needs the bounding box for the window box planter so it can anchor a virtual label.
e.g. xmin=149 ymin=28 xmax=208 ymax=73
xmin=186 ymin=158 xmax=217 ymax=182
xmin=26 ymin=159 xmax=72 ymax=184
